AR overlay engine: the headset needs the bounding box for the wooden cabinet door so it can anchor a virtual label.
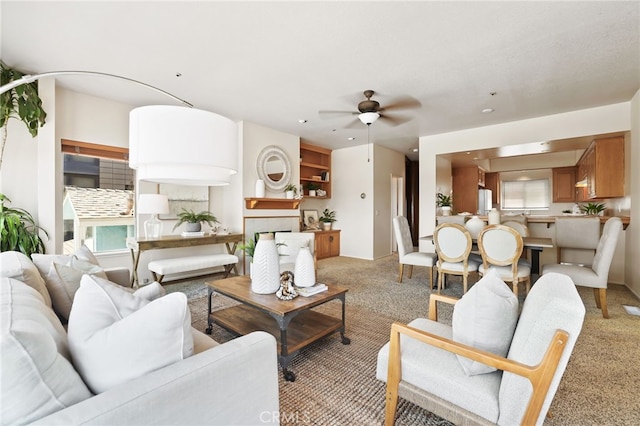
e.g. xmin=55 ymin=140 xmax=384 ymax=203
xmin=452 ymin=167 xmax=479 ymax=214
xmin=592 ymin=137 xmax=624 ymax=198
xmin=552 ymin=167 xmax=577 ymax=202
xmin=484 ymin=172 xmax=499 ymax=204
xmin=329 ymin=231 xmax=340 ymax=257
xmin=316 ymin=231 xmax=340 ymax=259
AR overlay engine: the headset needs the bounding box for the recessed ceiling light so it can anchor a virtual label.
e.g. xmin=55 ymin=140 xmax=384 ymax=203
xmin=347 ymin=137 xmax=355 ymax=141
xmin=412 ymin=148 xmax=419 ymax=152
xmin=482 ymin=108 xmax=494 ymax=113
xmin=298 ymin=119 xmax=307 ymax=123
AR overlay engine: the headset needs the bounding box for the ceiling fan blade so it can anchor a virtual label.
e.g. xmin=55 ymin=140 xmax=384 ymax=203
xmin=344 ymin=117 xmax=364 ymax=129
xmin=378 ymin=96 xmax=422 ymax=112
xmin=379 ymin=113 xmax=412 ymax=126
xmin=318 ymin=110 xmax=359 ymax=119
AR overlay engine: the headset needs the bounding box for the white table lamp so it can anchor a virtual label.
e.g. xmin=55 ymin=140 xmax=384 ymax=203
xmin=137 ymin=194 xmax=170 ymax=239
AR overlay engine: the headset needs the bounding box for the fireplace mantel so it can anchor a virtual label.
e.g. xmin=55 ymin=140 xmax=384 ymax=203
xmin=244 ymin=198 xmax=301 ymax=210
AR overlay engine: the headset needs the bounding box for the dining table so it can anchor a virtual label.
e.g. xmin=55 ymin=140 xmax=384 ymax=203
xmin=419 ymin=234 xmax=553 ymax=275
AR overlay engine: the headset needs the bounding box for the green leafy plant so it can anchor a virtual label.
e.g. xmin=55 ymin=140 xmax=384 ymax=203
xmin=436 ymin=193 xmax=452 ymax=207
xmin=580 ymin=202 xmax=606 ymax=215
xmin=284 ymin=183 xmax=297 ymax=193
xmin=172 ymin=208 xmax=219 ymax=230
xmin=1 ymin=61 xmax=47 ymax=169
xmin=0 ymin=193 xmax=48 ymax=256
xmin=238 ymin=234 xmax=286 ymax=258
xmin=319 ymin=208 xmax=337 ymax=223
xmin=305 ymin=182 xmax=321 ymax=191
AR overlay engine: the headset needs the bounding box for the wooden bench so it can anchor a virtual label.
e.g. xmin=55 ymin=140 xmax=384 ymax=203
xmin=148 ymin=254 xmax=238 ymax=284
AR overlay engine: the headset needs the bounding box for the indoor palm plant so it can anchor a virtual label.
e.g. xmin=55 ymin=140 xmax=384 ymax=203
xmin=173 ymin=208 xmax=219 ymax=232
xmin=436 ymin=192 xmax=452 ymax=216
xmin=0 ymin=193 xmax=48 ymax=256
xmin=319 ymin=208 xmax=337 ymax=231
xmin=284 ymin=183 xmax=297 ymax=199
xmin=580 ymin=202 xmax=606 ymax=216
xmin=0 ymin=61 xmax=47 ymax=169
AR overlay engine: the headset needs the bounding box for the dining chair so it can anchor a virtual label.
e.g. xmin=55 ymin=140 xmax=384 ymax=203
xmin=502 ymin=220 xmax=531 ymax=264
xmin=436 ymin=215 xmax=466 ymax=225
xmin=554 ymin=217 xmax=601 ymax=266
xmin=542 ymin=217 xmax=622 ymax=318
xmin=477 ymin=224 xmax=531 ymax=296
xmin=392 ymin=216 xmax=437 ymax=287
xmin=433 ymin=223 xmax=479 ymax=294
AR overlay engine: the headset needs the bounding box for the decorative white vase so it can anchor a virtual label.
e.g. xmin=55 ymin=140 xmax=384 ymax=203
xmin=294 ymin=246 xmax=316 ymax=288
xmin=441 ymin=206 xmax=451 ymax=216
xmin=285 ymin=190 xmax=294 ymax=199
xmin=255 ymin=179 xmax=265 ymax=198
xmin=488 ymin=208 xmax=501 ymax=225
xmin=250 ymin=233 xmax=281 ymax=294
xmin=465 ymin=215 xmax=486 ymax=239
xmin=322 ymin=222 xmax=332 ymax=231
xmin=309 ymin=190 xmax=316 ymax=197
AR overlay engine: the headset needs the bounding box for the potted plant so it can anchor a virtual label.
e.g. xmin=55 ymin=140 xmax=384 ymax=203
xmin=173 ymin=208 xmax=219 ymax=232
xmin=0 ymin=62 xmax=47 ymax=169
xmin=306 ymin=182 xmax=321 ymax=197
xmin=284 ymin=183 xmax=297 ymax=199
xmin=0 ymin=193 xmax=48 ymax=256
xmin=580 ymin=202 xmax=606 ymax=216
xmin=319 ymin=208 xmax=337 ymax=231
xmin=436 ymin=192 xmax=452 ymax=216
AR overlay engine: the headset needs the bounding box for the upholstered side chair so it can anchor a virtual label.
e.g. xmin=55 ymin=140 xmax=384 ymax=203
xmin=392 ymin=216 xmax=437 ymax=288
xmin=433 ymin=223 xmax=479 ymax=294
xmin=554 ymin=216 xmax=601 ymax=265
xmin=542 ymin=216 xmax=622 ymax=318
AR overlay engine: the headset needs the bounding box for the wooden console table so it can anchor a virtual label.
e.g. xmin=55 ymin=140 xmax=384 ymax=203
xmin=127 ymin=233 xmax=243 ymax=287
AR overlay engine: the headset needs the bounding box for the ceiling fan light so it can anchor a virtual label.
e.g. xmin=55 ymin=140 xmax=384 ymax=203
xmin=358 ymin=112 xmax=380 ymax=125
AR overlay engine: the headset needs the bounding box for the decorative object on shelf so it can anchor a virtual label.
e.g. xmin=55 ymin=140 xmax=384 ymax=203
xmin=294 ymin=246 xmax=316 ymax=288
xmin=0 ymin=193 xmax=48 ymax=256
xmin=276 ymin=271 xmax=298 ymax=300
xmin=251 ymin=233 xmax=281 ymax=294
xmin=172 ymin=208 xmax=218 ymax=233
xmin=302 ymin=210 xmax=320 ymax=230
xmin=138 ymin=194 xmax=170 ymax=238
xmin=572 ymin=203 xmax=582 ymax=215
xmin=465 ymin=215 xmax=486 ymax=239
xmin=284 ymin=183 xmax=297 ymax=199
xmin=316 ymin=189 xmax=327 ymax=197
xmin=256 ymin=145 xmax=292 ymax=192
xmin=488 ymin=208 xmax=501 ymax=225
xmin=295 ymin=184 xmax=304 ymax=200
xmin=580 ymin=202 xmax=606 ymax=216
xmin=436 ymin=192 xmax=453 ymax=216
xmin=255 ymin=179 xmax=265 ymax=198
xmin=319 ymin=208 xmax=337 ymax=231
xmin=306 ymin=182 xmax=321 ymax=197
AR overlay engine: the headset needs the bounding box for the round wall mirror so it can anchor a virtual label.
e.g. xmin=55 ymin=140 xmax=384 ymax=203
xmin=256 ymin=145 xmax=292 ymax=192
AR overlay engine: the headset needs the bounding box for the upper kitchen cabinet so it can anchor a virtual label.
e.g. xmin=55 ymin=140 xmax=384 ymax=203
xmin=576 ymin=137 xmax=624 ymax=200
xmin=552 ymin=167 xmax=577 ymax=202
xmin=300 ymin=142 xmax=332 ymax=199
xmin=452 ymin=166 xmax=486 ymax=213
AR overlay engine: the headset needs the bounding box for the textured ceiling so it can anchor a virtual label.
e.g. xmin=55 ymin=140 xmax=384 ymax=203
xmin=2 ymin=1 xmax=639 ymax=161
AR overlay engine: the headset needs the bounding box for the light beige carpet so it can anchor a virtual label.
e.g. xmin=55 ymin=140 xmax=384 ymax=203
xmin=170 ymin=255 xmax=640 ymax=425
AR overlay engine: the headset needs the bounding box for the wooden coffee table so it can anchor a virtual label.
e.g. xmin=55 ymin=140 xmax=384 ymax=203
xmin=205 ymin=275 xmax=350 ymax=381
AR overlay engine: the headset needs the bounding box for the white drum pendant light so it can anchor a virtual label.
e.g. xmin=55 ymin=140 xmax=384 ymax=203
xmin=129 ymin=106 xmax=238 ymax=186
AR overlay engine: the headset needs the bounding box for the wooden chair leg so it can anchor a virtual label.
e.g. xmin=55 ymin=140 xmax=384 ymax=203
xmin=427 ymin=266 xmax=433 ymax=288
xmin=593 ymin=288 xmax=601 ymax=308
xmin=595 ymin=288 xmax=609 ymax=319
xmin=385 ymin=326 xmax=401 ymax=426
xmin=462 ymin=274 xmax=468 ymax=294
xmin=437 ymin=269 xmax=443 ymax=293
xmin=398 ymin=264 xmax=404 ymax=283
xmin=407 ymin=265 xmax=414 ymax=279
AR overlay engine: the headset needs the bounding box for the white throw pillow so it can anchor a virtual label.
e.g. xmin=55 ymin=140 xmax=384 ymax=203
xmin=44 ymin=257 xmax=107 ymax=322
xmin=452 ymin=270 xmax=519 ymax=376
xmin=1 ymin=251 xmax=52 ymax=307
xmin=1 ymin=278 xmax=92 ymax=424
xmin=133 ymin=281 xmax=166 ymax=300
xmin=68 ymin=275 xmax=194 ymax=394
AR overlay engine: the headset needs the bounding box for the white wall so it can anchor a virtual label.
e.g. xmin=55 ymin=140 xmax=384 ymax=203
xmin=332 ymin=144 xmax=374 ymax=259
xmin=419 ymin=101 xmax=635 ymax=288
xmin=626 ymin=90 xmax=640 ymax=297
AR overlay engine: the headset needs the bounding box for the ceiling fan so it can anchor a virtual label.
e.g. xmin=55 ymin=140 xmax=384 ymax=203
xmin=319 ymin=89 xmax=421 ymax=127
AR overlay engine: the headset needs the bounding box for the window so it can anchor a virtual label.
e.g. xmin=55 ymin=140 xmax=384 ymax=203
xmin=501 ymin=179 xmax=550 ymax=211
xmin=62 ymin=140 xmax=135 ymax=255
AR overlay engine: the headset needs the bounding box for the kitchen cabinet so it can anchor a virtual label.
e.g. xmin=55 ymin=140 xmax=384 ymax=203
xmin=452 ymin=166 xmax=486 ymax=214
xmin=576 ymin=137 xmax=624 ymax=200
xmin=552 ymin=167 xmax=577 ymax=202
xmin=300 ymin=142 xmax=332 ymax=199
xmin=484 ymin=172 xmax=500 ymax=205
xmin=315 ymin=230 xmax=340 ymax=259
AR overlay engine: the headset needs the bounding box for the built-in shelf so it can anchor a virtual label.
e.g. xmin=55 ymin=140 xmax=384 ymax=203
xmin=245 ymin=198 xmax=301 ymax=210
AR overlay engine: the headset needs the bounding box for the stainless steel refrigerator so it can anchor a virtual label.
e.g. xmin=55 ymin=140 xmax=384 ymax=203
xmin=478 ymin=189 xmax=492 ymax=215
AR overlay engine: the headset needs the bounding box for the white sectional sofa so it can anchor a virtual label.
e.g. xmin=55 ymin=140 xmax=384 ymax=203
xmin=0 ymin=250 xmax=280 ymax=425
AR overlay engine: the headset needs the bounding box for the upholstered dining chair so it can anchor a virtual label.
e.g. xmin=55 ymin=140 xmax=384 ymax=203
xmin=502 ymin=220 xmax=531 ymax=265
xmin=436 ymin=215 xmax=466 ymax=225
xmin=542 ymin=217 xmax=622 ymax=318
xmin=433 ymin=223 xmax=479 ymax=294
xmin=477 ymin=225 xmax=531 ymax=296
xmin=393 ymin=216 xmax=437 ymax=288
xmin=554 ymin=216 xmax=601 ymax=266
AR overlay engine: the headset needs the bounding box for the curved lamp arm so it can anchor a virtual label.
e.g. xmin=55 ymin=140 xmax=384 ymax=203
xmin=0 ymin=70 xmax=193 ymax=107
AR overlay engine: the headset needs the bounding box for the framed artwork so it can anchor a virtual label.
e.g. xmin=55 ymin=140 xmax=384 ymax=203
xmin=158 ymin=184 xmax=209 ymax=220
xmin=302 ymin=210 xmax=320 ymax=230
